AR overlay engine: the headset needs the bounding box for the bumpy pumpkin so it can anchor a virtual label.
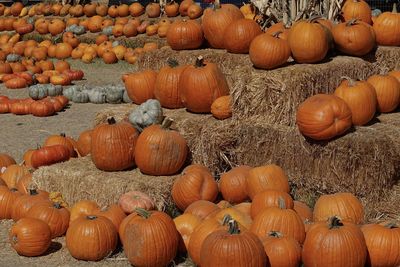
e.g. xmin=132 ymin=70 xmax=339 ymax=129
xmin=91 ymin=117 xmax=138 ymax=171
xmin=118 ymin=191 xmax=155 ymax=214
xmin=296 ymin=94 xmax=353 ymax=140
xmin=180 ymin=56 xmax=229 ymax=113
xmin=134 ymin=118 xmax=188 ymax=175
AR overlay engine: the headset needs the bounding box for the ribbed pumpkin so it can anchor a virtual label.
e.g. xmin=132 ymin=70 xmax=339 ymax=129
xmin=202 ymin=1 xmax=244 ymax=48
xmin=313 ymin=192 xmax=364 ymax=224
xmin=296 ymin=94 xmax=353 ymax=140
xmin=44 ymin=133 xmax=77 ymax=158
xmin=200 ymin=220 xmax=267 ymax=267
xmin=372 ymin=4 xmax=400 ymax=46
xmin=0 ymin=187 xmax=22 ymax=219
xmin=246 ymin=164 xmax=289 ymax=199
xmin=1 ymin=164 xmax=30 ymax=188
xmin=165 ymin=1 xmax=179 ymax=17
xmin=302 ymin=216 xmax=367 ymax=266
xmin=26 ymin=201 xmax=70 ymax=238
xmin=11 ymin=187 xmax=50 ymax=222
xmin=184 ymin=200 xmax=220 ymax=220
xmin=154 ymin=59 xmax=186 ymax=108
xmin=332 ymin=19 xmax=375 ymax=56
xmin=223 ymin=18 xmax=262 ymax=53
xmin=124 ymin=209 xmax=179 ymax=267
xmin=288 ymin=18 xmax=330 ymax=63
xmin=66 ymin=215 xmax=118 ymax=261
xmin=76 ymin=129 xmax=92 ymax=157
xmin=179 ymin=0 xmax=194 ymax=16
xmin=166 ymin=19 xmax=203 ymax=50
xmin=333 ymin=77 xmax=377 ymax=125
xmin=212 ymin=207 xmax=253 ymax=230
xmin=174 ymin=213 xmax=202 ymax=252
xmin=69 ymin=200 xmax=100 ymax=223
xmin=361 ymin=221 xmax=400 ymax=267
xmin=91 ymin=117 xmax=139 ymax=171
xmin=219 ymin=165 xmax=251 ymax=203
xmin=123 ymin=70 xmax=157 ymax=104
xmin=9 ymin=217 xmax=52 ymax=257
xmin=342 ymin=0 xmax=372 ymax=25
xmin=134 ymin=118 xmax=188 ymax=175
xmin=250 ymin=198 xmax=306 ymax=244
xmin=293 ymin=200 xmax=313 ymax=222
xmin=367 ymin=74 xmax=400 ymax=113
xmin=250 ymin=31 xmax=290 ymax=69
xmin=250 ymin=190 xmax=294 ymax=219
xmin=0 ymin=153 xmax=16 ymax=168
xmin=179 ymin=56 xmax=229 ymax=113
xmin=95 ymin=204 xmax=126 ymax=231
xmin=30 ymin=145 xmax=71 ymax=169
xmin=172 ymin=164 xmax=218 ymax=211
xmin=261 ymin=231 xmax=302 ymax=267
xmin=211 ymin=95 xmax=233 ymax=120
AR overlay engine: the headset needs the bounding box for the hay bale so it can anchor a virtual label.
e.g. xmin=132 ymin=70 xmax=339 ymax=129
xmin=33 ymin=156 xmax=178 ymax=212
xmin=374 ymin=46 xmax=400 ymax=70
xmin=186 ymin=113 xmax=400 ymax=221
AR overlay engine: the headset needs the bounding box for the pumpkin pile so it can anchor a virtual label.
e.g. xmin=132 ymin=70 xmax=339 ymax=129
xmin=296 ymin=70 xmax=400 ymax=140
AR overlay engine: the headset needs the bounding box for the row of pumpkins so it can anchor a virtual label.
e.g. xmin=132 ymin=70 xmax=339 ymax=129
xmin=0 ymin=0 xmax=203 ymax=19
xmin=296 ymin=70 xmax=400 ymax=140
xmin=0 ymin=151 xmax=399 ymax=266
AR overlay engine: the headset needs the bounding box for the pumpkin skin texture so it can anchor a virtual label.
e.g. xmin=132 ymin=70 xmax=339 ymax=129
xmin=200 ymin=220 xmax=267 ymax=267
xmin=11 ymin=188 xmax=50 ymax=222
xmin=172 ymin=164 xmax=218 ymax=211
xmin=288 ymin=19 xmax=330 ymax=63
xmin=95 ymin=204 xmax=126 ymax=231
xmin=332 ymin=20 xmax=375 ymax=56
xmin=0 ymin=153 xmax=16 ymax=168
xmin=342 ymin=0 xmax=372 ymax=24
xmin=333 ymin=78 xmax=377 ymax=125
xmin=184 ymin=200 xmax=221 ymax=220
xmin=124 ymin=209 xmax=179 ymax=267
xmin=250 ymin=189 xmax=294 ymax=219
xmin=223 ymin=18 xmax=262 ymax=53
xmin=9 ymin=217 xmax=52 ymax=257
xmin=174 ymin=213 xmax=202 ymax=252
xmin=91 ymin=117 xmax=139 ymax=171
xmin=373 ymin=8 xmax=400 ymax=46
xmin=246 ymin=164 xmax=290 ymax=199
xmin=202 ymin=4 xmax=244 ymax=49
xmin=361 ymin=222 xmax=400 ymax=267
xmin=250 ymin=201 xmax=306 ymax=244
xmin=134 ymin=118 xmax=188 ymax=176
xmin=212 ymin=207 xmax=253 ymax=230
xmin=123 ymin=70 xmax=157 ymax=105
xmin=0 ymin=187 xmax=22 ymax=219
xmin=76 ymin=129 xmax=92 ymax=157
xmin=249 ymin=31 xmax=291 ymax=70
xmin=293 ymin=201 xmax=313 ymax=222
xmin=166 ymin=19 xmax=204 ymax=50
xmin=211 ymin=95 xmax=232 ymax=120
xmin=313 ymin=192 xmax=364 ymax=224
xmin=296 ymin=94 xmax=353 ymax=140
xmin=179 ymin=0 xmax=194 ymax=16
xmin=180 ymin=57 xmax=230 ymax=113
xmin=367 ymin=74 xmax=400 ymax=113
xmin=219 ymin=165 xmax=251 ymax=204
xmin=1 ymin=164 xmax=30 ymax=188
xmin=261 ymin=231 xmax=302 ymax=267
xmin=66 ymin=215 xmax=118 ymax=261
xmin=69 ymin=200 xmax=100 ymax=223
xmin=118 ymin=191 xmax=155 ymax=214
xmin=44 ymin=133 xmax=77 ymax=158
xmin=302 ymin=216 xmax=367 ymax=267
xmin=26 ymin=202 xmax=70 ymax=238
xmin=30 ymin=145 xmax=70 ymax=169
xmin=154 ymin=59 xmax=186 ymax=108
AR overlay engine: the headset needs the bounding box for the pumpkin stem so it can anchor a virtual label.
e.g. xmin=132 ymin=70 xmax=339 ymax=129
xmin=393 ymin=3 xmax=397 ymax=13
xmin=345 ymin=19 xmax=358 ymax=26
xmin=167 ymin=58 xmax=179 ymax=68
xmin=194 ymin=56 xmax=205 ymax=68
xmin=222 ymin=214 xmax=233 ymax=225
xmin=10 ymin=188 xmax=18 ymax=192
xmin=308 ymin=15 xmax=322 ymax=23
xmin=107 ymin=117 xmax=116 ymax=125
xmin=328 ymin=216 xmax=344 ymax=229
xmin=60 ymin=133 xmax=66 ymax=137
xmin=53 ymin=202 xmax=62 ymax=209
xmin=161 ymin=117 xmax=174 ymax=129
xmin=272 ymin=31 xmax=283 ymax=38
xmin=227 ymin=219 xmax=240 ymax=234
xmin=268 ymin=231 xmax=283 ymax=238
xmin=384 ymin=222 xmax=399 ymax=229
xmin=87 ymin=215 xmax=97 ymax=220
xmin=27 ymin=183 xmax=38 ymax=195
xmin=278 ymin=197 xmax=286 ymax=209
xmin=213 ymin=0 xmax=221 ymax=10
xmin=135 ymin=207 xmax=151 ymax=219
xmin=340 ymin=76 xmax=356 ymax=87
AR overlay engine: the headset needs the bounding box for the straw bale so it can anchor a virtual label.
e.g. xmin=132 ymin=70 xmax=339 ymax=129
xmin=373 ymin=46 xmax=400 ymax=71
xmin=32 ymin=156 xmax=178 ymax=212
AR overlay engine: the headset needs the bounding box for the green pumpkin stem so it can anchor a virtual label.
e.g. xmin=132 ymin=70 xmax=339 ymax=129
xmin=222 ymin=214 xmax=233 ymax=225
xmin=167 ymin=58 xmax=179 ymax=68
xmin=278 ymin=197 xmax=286 ymax=209
xmin=393 ymin=3 xmax=397 ymax=13
xmin=346 ymin=19 xmax=358 ymax=26
xmin=107 ymin=117 xmax=116 ymax=125
xmin=227 ymin=219 xmax=240 ymax=235
xmin=87 ymin=215 xmax=97 ymax=220
xmin=53 ymin=202 xmax=62 ymax=209
xmin=384 ymin=222 xmax=399 ymax=229
xmin=328 ymin=216 xmax=344 ymax=229
xmin=268 ymin=231 xmax=283 ymax=238
xmin=161 ymin=117 xmax=174 ymax=129
xmin=135 ymin=207 xmax=151 ymax=219
xmin=195 ymin=56 xmax=205 ymax=68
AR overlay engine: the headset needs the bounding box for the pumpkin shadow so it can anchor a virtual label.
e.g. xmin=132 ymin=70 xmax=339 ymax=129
xmin=303 ymin=125 xmax=357 ymax=146
xmin=363 ymin=116 xmax=381 ymax=126
xmin=42 ymin=241 xmax=62 ymax=256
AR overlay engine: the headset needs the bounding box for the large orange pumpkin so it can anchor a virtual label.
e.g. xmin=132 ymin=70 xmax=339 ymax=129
xmin=372 ymin=4 xmax=400 ymax=46
xmin=223 ymin=18 xmax=262 ymax=53
xmin=123 ymin=70 xmax=157 ymax=104
xmin=367 ymin=74 xmax=400 ymax=113
xmin=342 ymin=0 xmax=372 ymax=24
xmin=166 ymin=19 xmax=204 ymax=50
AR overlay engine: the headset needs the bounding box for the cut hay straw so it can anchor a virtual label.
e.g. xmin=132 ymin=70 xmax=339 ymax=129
xmin=32 ymin=156 xmax=178 ymax=212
